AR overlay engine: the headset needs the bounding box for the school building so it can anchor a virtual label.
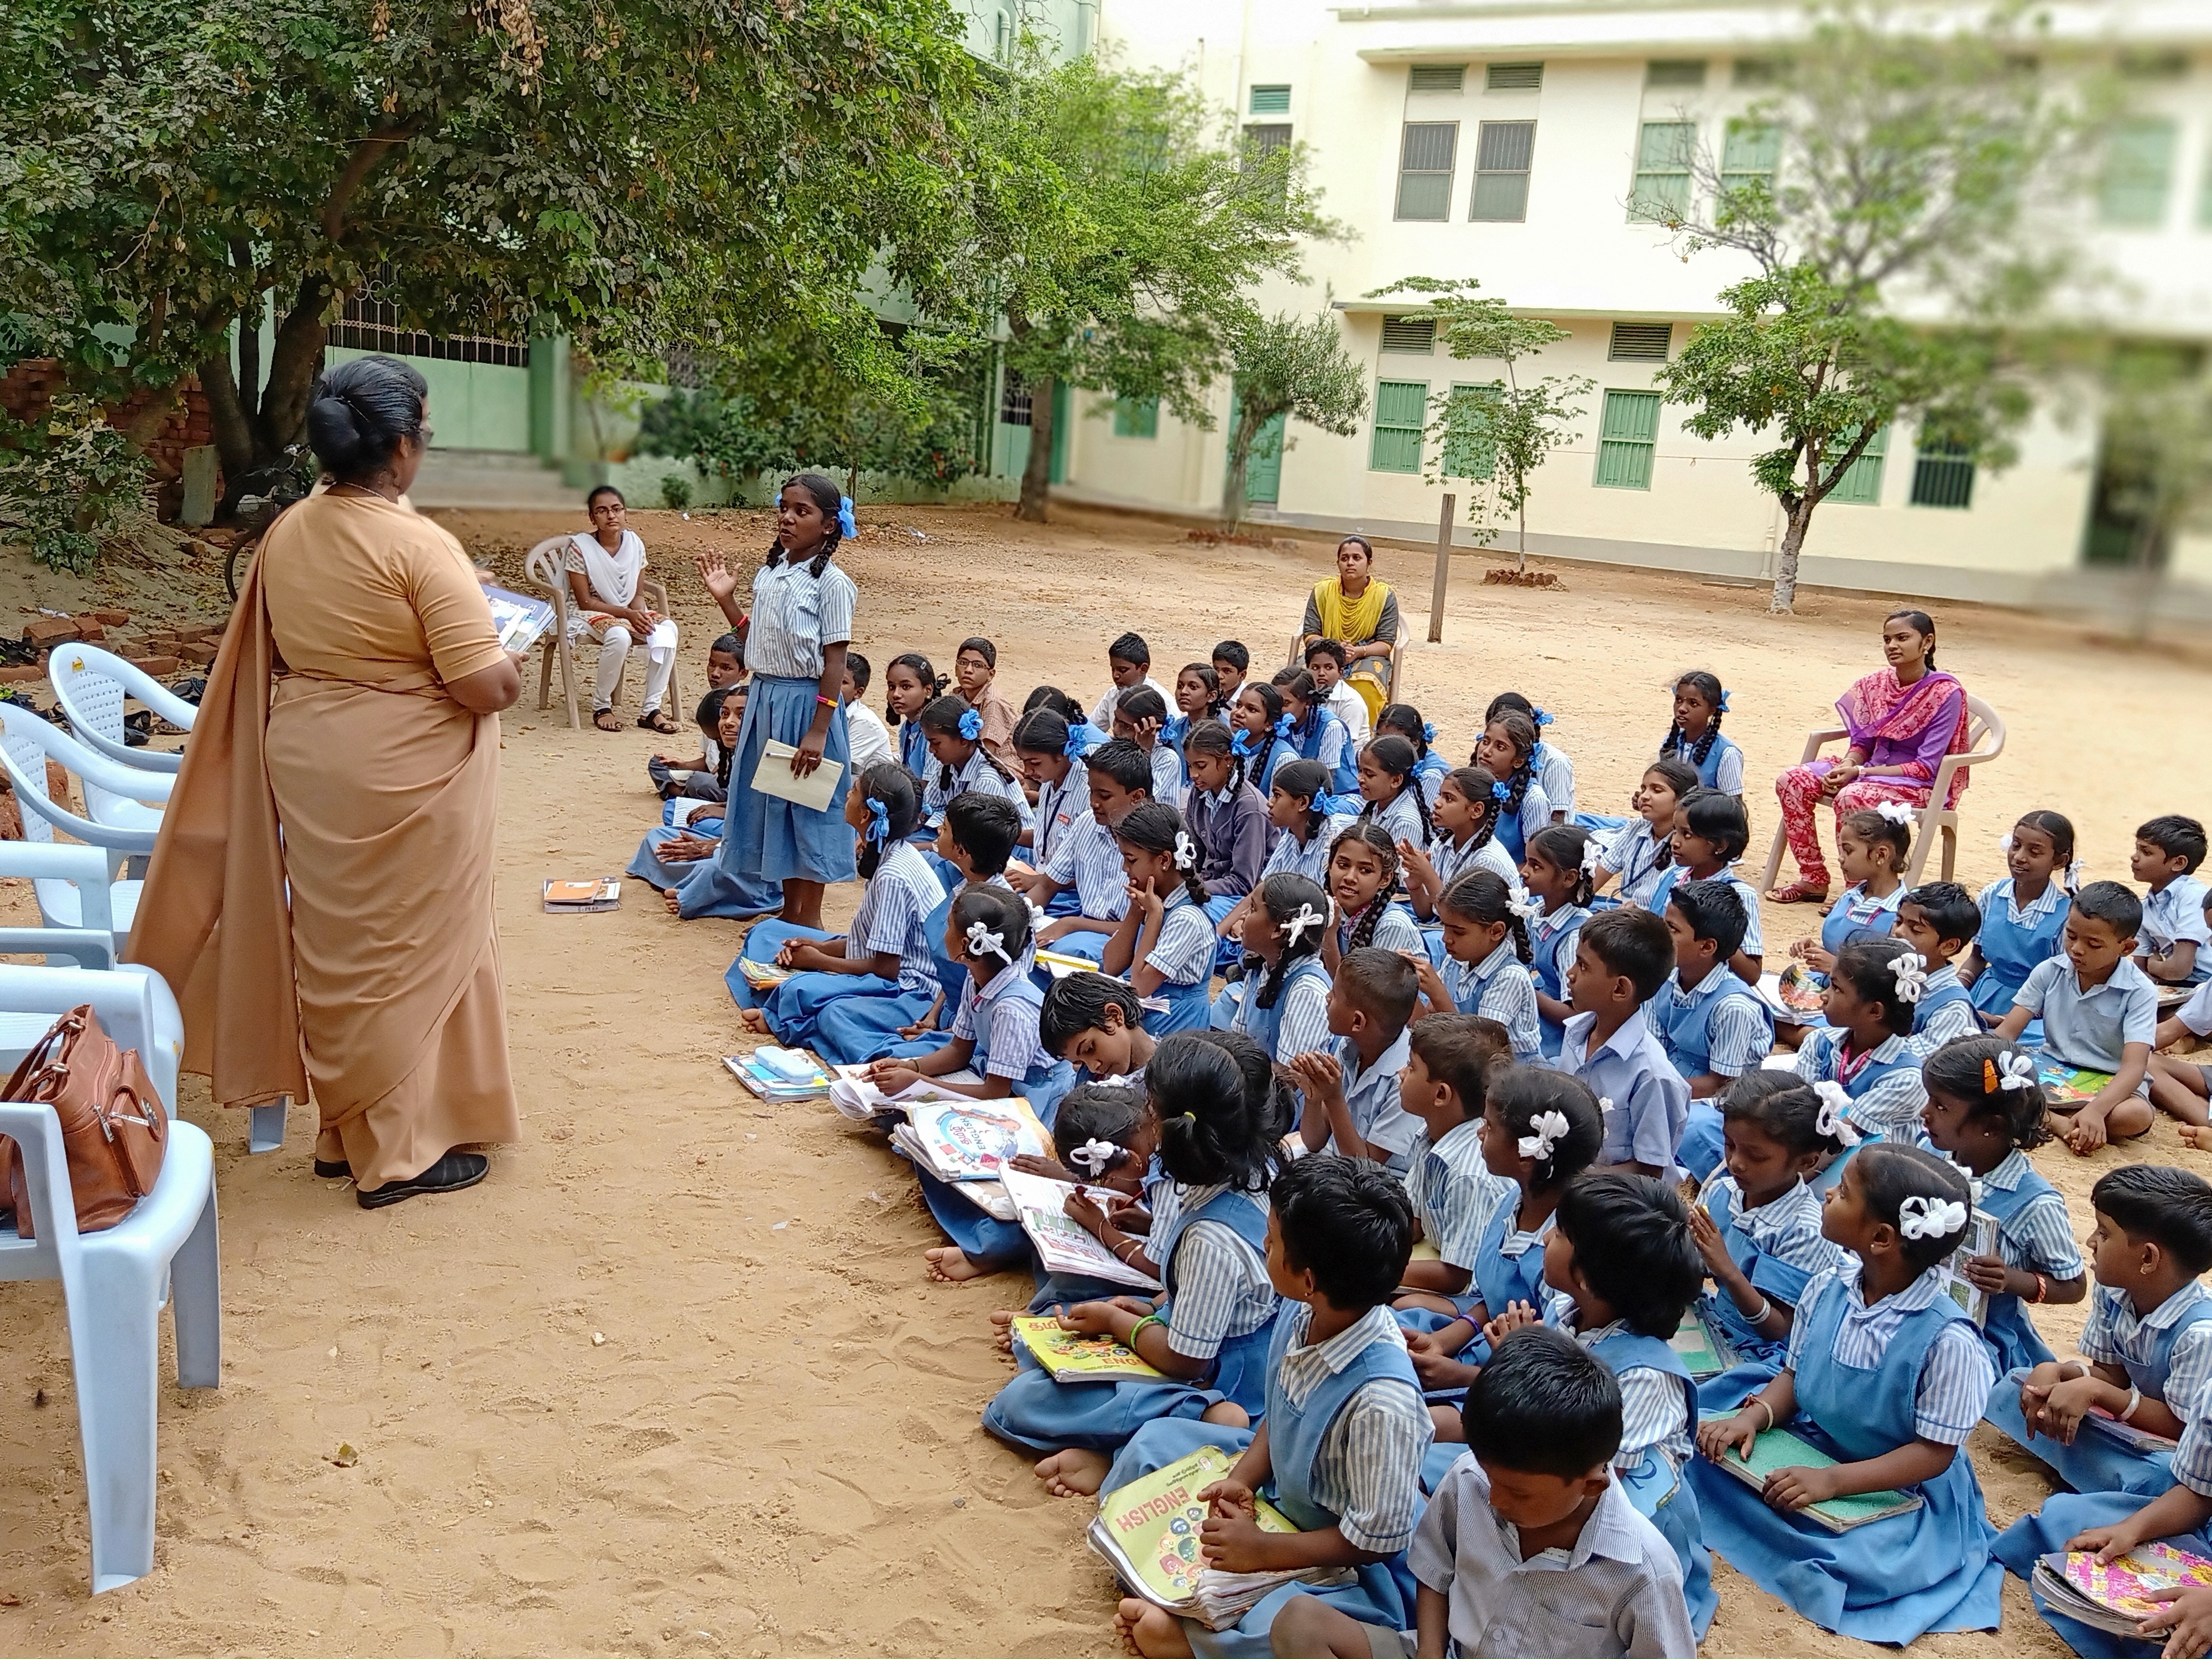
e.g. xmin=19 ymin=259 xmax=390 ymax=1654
xmin=1026 ymin=0 xmax=2212 ymax=609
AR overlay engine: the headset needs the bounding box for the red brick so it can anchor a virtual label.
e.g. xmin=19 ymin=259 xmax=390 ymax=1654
xmin=23 ymin=618 xmax=77 ymax=649
xmin=70 ymin=621 xmax=104 ymax=644
xmin=0 ymin=665 xmax=44 ymax=685
xmin=176 ymin=641 xmax=217 ymax=666
xmin=88 ymin=609 xmax=129 ymax=627
xmin=174 ymin=623 xmax=225 ymax=643
xmin=126 ymin=655 xmax=180 ymax=677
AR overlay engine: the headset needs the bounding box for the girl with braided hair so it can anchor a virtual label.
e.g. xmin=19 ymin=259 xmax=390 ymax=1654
xmin=1486 ymin=690 xmax=1575 ymax=819
xmin=1322 ymin=822 xmax=1422 ymax=971
xmin=1227 ymin=680 xmax=1295 ymax=795
xmin=1473 ymin=707 xmax=1553 ymax=862
xmin=1103 ymin=803 xmax=1218 ymax=1034
xmin=1376 ymin=700 xmax=1449 ymax=807
xmin=1661 ymin=670 xmax=1745 ymax=796
xmin=1354 ymin=733 xmax=1432 ymax=849
xmin=1227 ymin=874 xmax=1335 ymax=1064
xmin=1408 ymin=869 xmax=1543 ymax=1059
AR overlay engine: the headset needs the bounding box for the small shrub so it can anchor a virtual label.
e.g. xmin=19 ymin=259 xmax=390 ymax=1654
xmin=0 ymin=398 xmax=156 ymax=574
xmin=659 ymin=471 xmax=693 ymax=510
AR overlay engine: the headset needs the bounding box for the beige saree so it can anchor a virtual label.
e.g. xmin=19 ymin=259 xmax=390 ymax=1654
xmin=128 ymin=489 xmax=519 ymax=1187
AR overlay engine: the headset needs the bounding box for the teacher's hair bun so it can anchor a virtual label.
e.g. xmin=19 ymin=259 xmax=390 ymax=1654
xmin=306 ymin=354 xmax=430 ymax=482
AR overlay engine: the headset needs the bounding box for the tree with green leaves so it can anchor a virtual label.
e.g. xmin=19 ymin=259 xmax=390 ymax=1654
xmin=1369 ymin=277 xmax=1593 ymax=569
xmin=1218 ymin=310 xmax=1367 ymax=529
xmin=910 ymin=47 xmax=1338 ymax=522
xmin=0 ymin=0 xmax=976 ymax=505
xmin=1645 ymin=1 xmax=2093 ymax=612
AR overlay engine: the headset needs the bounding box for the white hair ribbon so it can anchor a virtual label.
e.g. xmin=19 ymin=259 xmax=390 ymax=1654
xmin=1875 ymin=801 xmax=1917 ymax=826
xmin=1518 ymin=1109 xmax=1571 ymax=1162
xmin=1890 ymin=951 xmax=1929 ymax=1004
xmin=1509 ymin=894 xmax=1545 ymax=923
xmin=1998 ymin=832 xmax=2015 ymax=853
xmin=1897 ymin=1194 xmax=1969 ymax=1241
xmin=2065 ymin=857 xmax=2085 ymax=890
xmin=1172 ymin=830 xmax=1199 ymax=872
xmin=1070 ymin=1138 xmax=1120 ymax=1177
xmin=1996 ymin=1049 xmax=2037 ymax=1092
xmin=1026 ymin=898 xmax=1050 ymax=937
xmin=1813 ymin=1081 xmax=1861 ymax=1147
xmin=1284 ymin=901 xmax=1326 ymax=948
xmin=1581 ymin=839 xmax=1605 ymax=878
xmin=965 ymin=921 xmax=1010 ymax=964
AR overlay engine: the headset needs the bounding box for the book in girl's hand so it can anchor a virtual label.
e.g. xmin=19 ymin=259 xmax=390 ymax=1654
xmin=891 ymin=1098 xmax=1051 ymax=1183
xmin=1935 ymin=1208 xmax=2001 ymax=1327
xmin=543 ymin=876 xmax=621 ymax=912
xmin=2032 ymin=1545 xmax=2212 ymax=1637
xmin=2082 ymin=1408 xmax=2180 ymax=1454
xmin=1713 ymin=1428 xmax=1923 ymax=1532
xmin=1009 ymin=1316 xmax=1170 ymax=1384
xmin=824 ymin=1062 xmax=982 ymax=1123
xmin=1670 ymin=1308 xmax=1740 ymax=1381
xmin=1001 ymin=1167 xmax=1162 ymax=1291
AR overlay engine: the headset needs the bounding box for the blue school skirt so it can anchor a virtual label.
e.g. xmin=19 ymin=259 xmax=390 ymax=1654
xmin=1623 ymin=1447 xmax=1717 ymax=1639
xmin=701 ymin=672 xmax=855 ymax=896
xmin=1985 ymin=1366 xmax=2178 ymax=1497
xmin=726 ymin=921 xmax=921 ymax=1051
xmin=1103 ymin=1417 xmax=1417 ymax=1659
xmin=810 ymin=991 xmax=945 ymax=1067
xmin=981 ymin=1338 xmax=1236 ymax=1457
xmin=1677 ymin=1099 xmax=1725 ymax=1183
xmin=638 ymin=822 xmax=782 ymax=918
xmin=1997 ymin=1496 xmax=2212 ymax=1659
xmin=1203 ymin=894 xmax=1242 ymax=971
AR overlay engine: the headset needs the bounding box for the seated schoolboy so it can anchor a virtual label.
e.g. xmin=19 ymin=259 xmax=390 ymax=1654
xmin=1303 ymin=637 xmax=1371 ymax=743
xmin=1102 ymin=801 xmax=1220 ymax=1034
xmin=1105 ymin=1155 xmax=1432 ymax=1659
xmin=1986 ymin=1164 xmax=2212 ymax=1505
xmin=1088 ymin=630 xmax=1170 ymax=735
xmin=1270 ymin=1325 xmax=1696 ymax=1659
xmin=1212 ymin=640 xmax=1249 ymax=706
xmin=1893 ymin=880 xmax=1981 ymax=1056
xmin=841 ymin=649 xmax=896 ymax=773
xmin=1020 ymin=737 xmax=1152 ymax=964
xmin=2153 ymin=956 xmax=2212 ymax=1136
xmin=1791 ymin=937 xmax=1932 ymax=1157
xmin=1287 ymin=948 xmax=1421 ymax=1173
xmin=2135 ymin=813 xmax=2211 ymax=988
xmin=1552 ymin=908 xmax=1688 ymax=1180
xmin=1649 ymin=880 xmax=1773 ymax=1181
xmin=1396 ymin=1014 xmax=1516 ymax=1322
xmin=647 ymin=632 xmax=745 ymax=792
xmin=1992 ymin=879 xmax=2158 ymax=1155
xmin=1689 ymin=1144 xmax=2002 ymax=1645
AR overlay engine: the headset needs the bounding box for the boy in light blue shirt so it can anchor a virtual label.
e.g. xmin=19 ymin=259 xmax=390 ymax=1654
xmin=1554 ymin=909 xmax=1691 ymax=1180
xmin=1995 ymin=880 xmax=2158 ymax=1155
xmin=1289 ymin=948 xmax=1422 ymax=1172
xmin=2134 ymin=814 xmax=2211 ymax=989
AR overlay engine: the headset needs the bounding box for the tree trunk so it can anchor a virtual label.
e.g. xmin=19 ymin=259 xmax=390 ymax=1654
xmin=197 ymin=349 xmax=257 ymax=483
xmin=119 ymin=385 xmax=180 ymax=453
xmin=1770 ymin=499 xmax=1814 ymax=614
xmin=257 ymin=274 xmax=335 ymax=468
xmin=1015 ymin=373 xmax=1055 ymax=523
xmin=1220 ymin=408 xmax=1259 ymax=530
xmin=1517 ymin=497 xmax=1528 ymax=573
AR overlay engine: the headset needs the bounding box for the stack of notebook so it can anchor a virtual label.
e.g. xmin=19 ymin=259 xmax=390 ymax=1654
xmin=723 ymin=1046 xmax=832 ymax=1102
xmin=2032 ymin=1543 xmax=2212 ymax=1636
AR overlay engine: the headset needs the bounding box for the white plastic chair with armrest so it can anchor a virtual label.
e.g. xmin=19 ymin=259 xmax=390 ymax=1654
xmin=524 ymin=537 xmax=582 ymax=731
xmin=49 ymin=644 xmax=197 ymax=778
xmin=0 ymin=962 xmax=218 ymax=1595
xmin=0 ymin=710 xmax=163 ymax=945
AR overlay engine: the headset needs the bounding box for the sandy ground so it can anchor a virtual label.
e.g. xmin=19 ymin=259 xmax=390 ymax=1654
xmin=0 ymin=499 xmax=2208 ymax=1657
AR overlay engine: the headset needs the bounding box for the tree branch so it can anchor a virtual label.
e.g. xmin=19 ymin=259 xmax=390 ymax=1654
xmin=322 ymin=121 xmax=421 ymax=243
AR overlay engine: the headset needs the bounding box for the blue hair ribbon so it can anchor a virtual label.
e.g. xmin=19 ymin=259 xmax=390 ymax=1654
xmin=1421 ymin=721 xmax=1436 ymax=743
xmin=958 ymin=708 xmax=982 ymax=741
xmin=1718 ymin=690 xmax=1731 ymax=713
xmin=1532 ymin=706 xmax=1554 ymax=727
xmin=1491 ymin=780 xmax=1511 ymax=802
xmin=1272 ymin=714 xmax=1293 ymax=739
xmin=837 ymin=496 xmax=858 ymax=539
xmin=865 ymin=797 xmax=890 ymax=844
xmin=1063 ymin=725 xmax=1095 ymax=759
xmin=1229 ymin=729 xmax=1255 ymax=757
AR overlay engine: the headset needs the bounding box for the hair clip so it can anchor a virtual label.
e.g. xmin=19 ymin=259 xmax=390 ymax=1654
xmin=957 ymin=708 xmax=983 ymax=741
xmin=1890 ymin=951 xmax=1929 ymax=1003
xmin=1491 ymin=780 xmax=1511 ymax=802
xmin=1283 ymin=901 xmax=1326 ymax=948
xmin=1812 ymin=1081 xmax=1862 ymax=1146
xmin=1070 ymin=1138 xmax=1120 ymax=1177
xmin=1995 ymin=1050 xmax=2037 ymax=1092
xmin=1897 ymin=1194 xmax=1968 ymax=1241
xmin=836 ymin=497 xmax=858 ymax=539
xmin=1421 ymin=721 xmax=1436 ymax=742
xmin=1172 ymin=830 xmax=1198 ymax=871
xmin=1875 ymin=801 xmax=1917 ymax=826
xmin=1517 ymin=1109 xmax=1570 ymax=1162
xmin=965 ymin=920 xmax=1010 ymax=963
xmin=865 ymin=796 xmax=890 ymax=843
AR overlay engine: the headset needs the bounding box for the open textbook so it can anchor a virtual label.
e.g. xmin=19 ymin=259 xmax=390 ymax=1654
xmin=1001 ymin=1167 xmax=1162 ymax=1291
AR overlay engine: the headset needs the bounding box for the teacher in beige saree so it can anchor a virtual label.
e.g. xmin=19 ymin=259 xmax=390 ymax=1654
xmin=129 ymin=354 xmax=522 ymax=1208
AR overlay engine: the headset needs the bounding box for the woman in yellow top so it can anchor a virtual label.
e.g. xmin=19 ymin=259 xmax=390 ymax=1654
xmin=1297 ymin=535 xmax=1399 ymax=724
xmin=131 ymin=354 xmax=523 ymax=1208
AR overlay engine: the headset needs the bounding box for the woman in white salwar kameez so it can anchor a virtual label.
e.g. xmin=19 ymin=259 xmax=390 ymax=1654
xmin=566 ymin=484 xmax=679 ymax=732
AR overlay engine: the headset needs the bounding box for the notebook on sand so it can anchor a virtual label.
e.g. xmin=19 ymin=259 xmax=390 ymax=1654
xmin=543 ymin=876 xmax=620 ymax=912
xmin=1714 ymin=1428 xmax=1922 ymax=1532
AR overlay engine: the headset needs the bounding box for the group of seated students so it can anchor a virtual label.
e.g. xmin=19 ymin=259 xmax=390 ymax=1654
xmin=625 ymin=623 xmax=2212 ymax=1659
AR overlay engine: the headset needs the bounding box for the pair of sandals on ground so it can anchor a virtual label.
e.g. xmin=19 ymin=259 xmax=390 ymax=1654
xmin=595 ymin=706 xmax=678 ymax=734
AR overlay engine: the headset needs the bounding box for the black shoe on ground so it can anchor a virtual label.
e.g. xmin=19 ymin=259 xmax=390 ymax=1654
xmin=356 ymin=1150 xmax=489 ymax=1209
xmin=312 ymin=1158 xmax=352 ymax=1179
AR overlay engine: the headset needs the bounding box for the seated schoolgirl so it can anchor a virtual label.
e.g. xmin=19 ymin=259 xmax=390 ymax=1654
xmin=1396 ymin=1013 xmax=1516 ymax=1318
xmin=1486 ymin=692 xmax=1573 ymax=821
xmin=1406 ymin=870 xmax=1543 ymax=1062
xmin=1687 ymin=1073 xmax=1847 ymax=1410
xmin=1023 ymin=737 xmax=1152 ymax=964
xmin=1322 ymin=823 xmax=1425 ymax=969
xmin=1100 ymin=802 xmax=1219 ymax=1034
xmin=1689 ymin=1144 xmax=2002 ymax=1645
xmin=1471 ymin=711 xmax=1552 ymax=864
xmin=998 ymin=1082 xmax=1163 ymax=1314
xmin=1222 ymin=874 xmax=1334 ymax=1065
xmin=1105 ymin=1155 xmax=1433 ymax=1659
xmin=1396 ymin=1067 xmax=1604 ymax=1364
xmin=1111 ymin=684 xmax=1183 ymax=808
xmin=1007 ymin=706 xmax=1094 ymax=905
xmin=1376 ymin=701 xmax=1449 ymax=808
xmin=1648 ymin=787 xmax=1764 ymax=984
xmin=1658 ymin=670 xmax=1743 ymax=796
xmin=1227 ymin=681 xmax=1297 ymax=797
xmin=1400 ymin=765 xmax=1519 ymax=948
xmin=1590 ymin=759 xmax=1697 ymax=912
xmin=1287 ymin=948 xmax=1422 ymax=1173
xmin=982 ymin=1031 xmax=1282 ymax=1496
xmin=630 ymin=685 xmax=740 ymax=909
xmin=1793 ymin=937 xmax=1936 ymax=1154
xmin=1651 ymin=881 xmax=1773 ymax=1168
xmin=1162 ymin=660 xmax=1225 ymax=761
xmin=884 ymin=650 xmax=946 ymax=789
xmin=1521 ymin=824 xmax=1594 ymax=1057
xmin=1775 ymin=805 xmax=1911 ymax=1042
xmin=1987 ymin=1164 xmax=2212 ymax=1509
xmin=1917 ymin=1036 xmax=2084 ymax=1376
xmin=1354 ymin=734 xmax=1432 ymax=851
xmin=1180 ymin=718 xmax=1270 ymax=943
xmin=1251 ymin=758 xmax=1349 ymax=895
xmin=1274 ymin=668 xmax=1357 ymax=794
xmin=1962 ymin=810 xmax=2074 ymax=1033
xmin=917 ymin=693 xmax=1031 ymax=838
xmin=1040 ymin=972 xmax=1159 ymax=1092
xmin=726 ymin=764 xmax=943 ymax=1046
xmin=649 ymin=681 xmax=734 ymax=802
xmin=1453 ymin=1173 xmax=1716 ymax=1635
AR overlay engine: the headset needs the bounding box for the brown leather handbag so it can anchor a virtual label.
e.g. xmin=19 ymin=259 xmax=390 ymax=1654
xmin=0 ymin=1005 xmax=168 ymax=1238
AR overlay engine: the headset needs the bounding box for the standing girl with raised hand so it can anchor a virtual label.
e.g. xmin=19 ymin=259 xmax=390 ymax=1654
xmin=1228 ymin=680 xmax=1296 ymax=797
xmin=1102 ymin=802 xmax=1220 ymax=1035
xmin=1275 ymin=667 xmax=1358 ymax=794
xmin=1009 ymin=706 xmax=1093 ymax=900
xmin=728 ymin=764 xmax=944 ymax=1045
xmin=1473 ymin=709 xmax=1553 ymax=862
xmin=1918 ymin=1035 xmax=2085 ymax=1375
xmin=1377 ymin=702 xmax=1449 ymax=808
xmin=1487 ymin=691 xmax=1574 ymax=821
xmin=1354 ymin=733 xmax=1432 ymax=852
xmin=1660 ymin=670 xmax=1744 ymax=796
xmin=1400 ymin=765 xmax=1519 ymax=930
xmin=918 ymin=693 xmax=1032 ymax=833
xmin=1592 ymin=759 xmax=1698 ymax=911
xmin=1321 ymin=823 xmax=1424 ymax=970
xmin=1227 ymin=874 xmax=1335 ymax=1065
xmin=1522 ymin=825 xmax=1596 ymax=1057
xmin=1689 ymin=1145 xmax=2002 ymax=1646
xmin=983 ymin=1031 xmax=1283 ymax=1495
xmin=1181 ymin=718 xmax=1270 ymax=937
xmin=1963 ymin=810 xmax=2075 ymax=1033
xmin=885 ymin=650 xmax=945 ymax=782
xmin=692 ymin=472 xmax=859 ymax=928
xmin=1405 ymin=871 xmax=1542 ymax=1060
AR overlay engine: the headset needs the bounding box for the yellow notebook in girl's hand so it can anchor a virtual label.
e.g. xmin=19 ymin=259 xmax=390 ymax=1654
xmin=1010 ymin=1317 xmax=1170 ymax=1383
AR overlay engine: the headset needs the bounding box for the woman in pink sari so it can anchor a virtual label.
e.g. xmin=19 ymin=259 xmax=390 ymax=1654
xmin=1767 ymin=608 xmax=1971 ymax=903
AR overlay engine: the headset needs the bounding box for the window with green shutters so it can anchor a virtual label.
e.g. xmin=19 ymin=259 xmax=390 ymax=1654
xmin=1396 ymin=123 xmax=1458 ymax=221
xmin=1824 ymin=425 xmax=1888 ymax=505
xmin=1371 ymin=380 xmax=1429 ymax=473
xmin=1442 ymin=382 xmax=1502 ymax=479
xmin=1910 ymin=437 xmax=1976 ymax=509
xmin=1469 ymin=121 xmax=1536 ymax=221
xmin=1720 ymin=122 xmax=1780 ymax=200
xmin=1594 ymin=390 xmax=1661 ymax=489
xmin=1113 ymin=397 xmax=1159 ymax=439
xmin=2101 ymin=117 xmax=2178 ymax=227
xmin=1631 ymin=122 xmax=1697 ymax=222
xmin=1249 ymin=85 xmax=1291 ymax=115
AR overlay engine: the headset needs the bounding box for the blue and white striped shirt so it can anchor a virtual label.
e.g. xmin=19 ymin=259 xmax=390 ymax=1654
xmin=1430 ymin=830 xmax=1520 ymax=893
xmin=1145 ymin=890 xmax=1218 ymax=988
xmin=1328 ymin=1028 xmax=1420 ymax=1172
xmin=950 ymin=961 xmax=1053 ymax=1081
xmin=1568 ymin=1314 xmax=1693 ymax=1474
xmin=847 ymin=842 xmax=947 ymax=992
xmin=1271 ymin=1302 xmax=1433 ymax=1553
xmin=1602 ymin=821 xmax=1674 ymax=912
xmin=1449 ymin=938 xmax=1543 ymax=1061
xmin=1340 ymin=902 xmax=1425 ymax=959
xmin=1405 ymin=1119 xmax=1514 ymax=1271
xmin=1042 ymin=811 xmax=1128 ymax=920
xmin=1534 ymin=743 xmax=1575 ymax=819
xmin=1906 ymin=961 xmax=1980 ymax=1056
xmin=1274 ymin=969 xmax=1337 ymax=1062
xmin=1153 ymin=1183 xmax=1277 ymax=1360
xmin=1983 ymin=1150 xmax=2085 ymax=1280
xmin=1694 ymin=1170 xmax=1840 ymax=1302
xmin=1649 ymin=964 xmax=1772 ymax=1080
xmin=1785 ymin=1262 xmax=1995 ymax=1444
xmin=1794 ymin=1027 xmax=1926 ymax=1139
xmin=1146 ymin=742 xmax=1185 ymax=811
xmin=2080 ymin=1279 xmax=2212 ymax=1492
xmin=744 ymin=556 xmax=857 ymax=679
xmin=1361 ymin=787 xmax=1426 ymax=851
xmin=1263 ymin=816 xmax=1354 ymax=886
xmin=1032 ymin=759 xmax=1089 ymax=868
xmin=923 ymin=749 xmax=1032 ymax=830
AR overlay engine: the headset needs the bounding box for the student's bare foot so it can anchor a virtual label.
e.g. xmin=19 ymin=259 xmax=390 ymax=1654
xmin=1199 ymin=1400 xmax=1249 ymax=1430
xmin=2184 ymin=1124 xmax=2212 ymax=1151
xmin=990 ymin=1307 xmax=1021 ymax=1353
xmin=1114 ymin=1598 xmax=1193 ymax=1658
xmin=662 ymin=887 xmax=683 ymax=915
xmin=925 ymin=1246 xmax=987 ymax=1282
xmin=736 ymin=1008 xmax=770 ymax=1034
xmin=1036 ymin=1448 xmax=1113 ymax=1497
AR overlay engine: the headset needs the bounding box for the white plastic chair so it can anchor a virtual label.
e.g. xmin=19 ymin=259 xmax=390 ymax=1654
xmin=525 ymin=538 xmax=582 ymax=731
xmin=49 ymin=644 xmax=196 ymax=778
xmin=0 ymin=963 xmax=218 ymax=1595
xmin=0 ymin=710 xmax=166 ymax=943
xmin=0 ymin=700 xmax=171 ymax=847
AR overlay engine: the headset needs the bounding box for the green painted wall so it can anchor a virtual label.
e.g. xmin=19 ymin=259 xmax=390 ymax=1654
xmin=324 ymin=345 xmax=532 ymax=452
